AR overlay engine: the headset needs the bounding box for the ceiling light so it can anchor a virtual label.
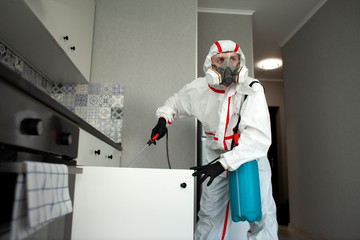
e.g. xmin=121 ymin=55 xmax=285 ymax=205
xmin=258 ymin=58 xmax=282 ymax=70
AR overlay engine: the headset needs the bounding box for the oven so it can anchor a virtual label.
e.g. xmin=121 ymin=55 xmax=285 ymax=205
xmin=0 ymin=71 xmax=80 ymax=239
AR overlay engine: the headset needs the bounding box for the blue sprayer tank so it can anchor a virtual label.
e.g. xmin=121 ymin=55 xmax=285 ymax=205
xmin=228 ymin=160 xmax=262 ymax=222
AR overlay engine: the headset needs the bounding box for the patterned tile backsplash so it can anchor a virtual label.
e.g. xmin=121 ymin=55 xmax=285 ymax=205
xmin=0 ymin=40 xmax=124 ymax=143
xmin=51 ymin=83 xmax=124 ymax=143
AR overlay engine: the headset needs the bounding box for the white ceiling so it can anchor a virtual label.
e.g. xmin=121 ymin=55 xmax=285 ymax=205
xmin=198 ymin=0 xmax=327 ymax=80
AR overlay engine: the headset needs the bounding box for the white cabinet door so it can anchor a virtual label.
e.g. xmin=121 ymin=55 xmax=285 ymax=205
xmin=71 ymin=167 xmax=194 ymax=240
xmin=24 ymin=0 xmax=95 ymax=82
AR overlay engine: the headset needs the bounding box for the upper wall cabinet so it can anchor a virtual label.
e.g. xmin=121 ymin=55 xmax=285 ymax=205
xmin=24 ymin=0 xmax=95 ymax=82
xmin=0 ymin=0 xmax=95 ymax=83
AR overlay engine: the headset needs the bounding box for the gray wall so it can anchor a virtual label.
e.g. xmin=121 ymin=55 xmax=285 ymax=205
xmin=91 ymin=0 xmax=197 ymax=169
xmin=282 ymin=1 xmax=360 ymax=239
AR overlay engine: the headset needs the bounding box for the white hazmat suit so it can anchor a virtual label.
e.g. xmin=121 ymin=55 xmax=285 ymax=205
xmin=156 ymin=40 xmax=278 ymax=239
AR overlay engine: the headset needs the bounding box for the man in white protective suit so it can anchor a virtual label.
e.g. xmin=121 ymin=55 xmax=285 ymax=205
xmin=150 ymin=40 xmax=278 ymax=239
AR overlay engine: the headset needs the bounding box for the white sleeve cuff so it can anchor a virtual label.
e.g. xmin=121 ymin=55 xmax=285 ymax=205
xmin=219 ymin=157 xmax=230 ymax=170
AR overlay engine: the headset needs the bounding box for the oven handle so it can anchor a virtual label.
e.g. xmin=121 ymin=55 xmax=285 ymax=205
xmin=0 ymin=162 xmax=83 ymax=174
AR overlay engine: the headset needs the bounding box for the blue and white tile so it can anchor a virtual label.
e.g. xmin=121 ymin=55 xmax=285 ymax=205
xmin=108 ymin=120 xmax=122 ymax=143
xmin=75 ymin=94 xmax=88 ymax=107
xmin=87 ymin=119 xmax=98 ymax=128
xmin=99 ymin=107 xmax=111 ymax=119
xmin=75 ymin=84 xmax=89 ymax=94
xmin=61 ymin=94 xmax=76 ymax=108
xmin=51 ymin=93 xmax=64 ymax=103
xmin=0 ymin=46 xmax=21 ymax=73
xmin=74 ymin=107 xmax=87 ymax=119
xmin=97 ymin=119 xmax=113 ymax=136
xmin=88 ymin=95 xmax=100 ymax=106
xmin=111 ymin=95 xmax=124 ymax=107
xmin=98 ymin=95 xmax=113 ymax=107
xmin=100 ymin=83 xmax=113 ymax=95
xmin=51 ymin=83 xmax=64 ymax=94
xmin=88 ymin=83 xmax=101 ymax=95
xmin=62 ymin=83 xmax=77 ymax=94
xmin=112 ymin=84 xmax=124 ymax=95
xmin=111 ymin=107 xmax=123 ymax=119
xmin=87 ymin=107 xmax=100 ymax=120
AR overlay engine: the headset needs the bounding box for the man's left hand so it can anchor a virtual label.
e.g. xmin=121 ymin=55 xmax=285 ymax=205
xmin=190 ymin=162 xmax=225 ymax=186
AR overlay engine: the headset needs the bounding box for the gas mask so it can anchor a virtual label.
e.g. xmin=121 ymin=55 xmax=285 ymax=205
xmin=206 ymin=56 xmax=241 ymax=86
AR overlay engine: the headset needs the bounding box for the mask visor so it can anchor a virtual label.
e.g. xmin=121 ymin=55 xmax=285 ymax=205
xmin=211 ymin=52 xmax=240 ymax=69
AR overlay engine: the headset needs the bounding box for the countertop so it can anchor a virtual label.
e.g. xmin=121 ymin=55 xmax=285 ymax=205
xmin=0 ymin=64 xmax=122 ymax=151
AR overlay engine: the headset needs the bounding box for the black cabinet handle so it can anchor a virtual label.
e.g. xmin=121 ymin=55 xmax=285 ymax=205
xmin=180 ymin=182 xmax=187 ymax=188
xmin=108 ymin=155 xmax=113 ymax=159
xmin=94 ymin=149 xmax=101 ymax=155
xmin=70 ymin=46 xmax=76 ymax=51
xmin=63 ymin=36 xmax=69 ymax=41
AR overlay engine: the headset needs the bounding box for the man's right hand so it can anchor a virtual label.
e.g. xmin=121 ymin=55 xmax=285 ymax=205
xmin=150 ymin=118 xmax=167 ymax=144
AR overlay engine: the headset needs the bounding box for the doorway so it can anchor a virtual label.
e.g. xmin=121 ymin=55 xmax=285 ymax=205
xmin=268 ymin=106 xmax=289 ymax=226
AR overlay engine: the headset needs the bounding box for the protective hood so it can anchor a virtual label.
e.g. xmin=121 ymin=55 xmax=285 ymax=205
xmin=203 ymin=40 xmax=246 ymax=75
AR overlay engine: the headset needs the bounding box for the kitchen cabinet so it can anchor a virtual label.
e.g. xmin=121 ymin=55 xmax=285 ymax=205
xmin=77 ymin=128 xmax=121 ymax=167
xmin=71 ymin=167 xmax=194 ymax=240
xmin=0 ymin=0 xmax=95 ymax=83
xmin=24 ymin=0 xmax=95 ymax=82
